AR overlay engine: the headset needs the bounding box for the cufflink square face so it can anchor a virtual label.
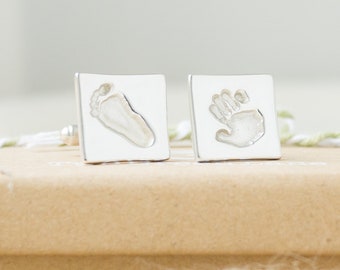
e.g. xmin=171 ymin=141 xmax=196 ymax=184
xmin=75 ymin=73 xmax=169 ymax=163
xmin=189 ymin=75 xmax=281 ymax=161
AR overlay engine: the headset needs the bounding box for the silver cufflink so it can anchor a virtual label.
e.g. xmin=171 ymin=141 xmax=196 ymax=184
xmin=75 ymin=73 xmax=170 ymax=163
xmin=189 ymin=74 xmax=281 ymax=161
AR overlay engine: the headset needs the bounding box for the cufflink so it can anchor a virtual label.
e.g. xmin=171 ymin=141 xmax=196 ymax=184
xmin=75 ymin=73 xmax=169 ymax=163
xmin=189 ymin=74 xmax=281 ymax=161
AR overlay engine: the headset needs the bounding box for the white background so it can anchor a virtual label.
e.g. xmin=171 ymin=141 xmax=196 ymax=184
xmin=1 ymin=0 xmax=340 ymax=136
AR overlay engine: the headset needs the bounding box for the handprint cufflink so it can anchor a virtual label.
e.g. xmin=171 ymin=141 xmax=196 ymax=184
xmin=189 ymin=75 xmax=281 ymax=161
xmin=75 ymin=73 xmax=169 ymax=163
xmin=209 ymin=89 xmax=264 ymax=147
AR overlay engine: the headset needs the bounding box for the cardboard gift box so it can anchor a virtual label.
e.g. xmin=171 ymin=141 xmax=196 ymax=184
xmin=0 ymin=146 xmax=340 ymax=269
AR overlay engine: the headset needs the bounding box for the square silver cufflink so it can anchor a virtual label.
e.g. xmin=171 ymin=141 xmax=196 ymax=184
xmin=75 ymin=73 xmax=170 ymax=163
xmin=189 ymin=74 xmax=281 ymax=161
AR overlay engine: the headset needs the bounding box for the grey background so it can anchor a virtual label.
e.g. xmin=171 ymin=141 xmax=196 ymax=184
xmin=1 ymin=0 xmax=340 ymax=135
xmin=2 ymin=0 xmax=340 ymax=93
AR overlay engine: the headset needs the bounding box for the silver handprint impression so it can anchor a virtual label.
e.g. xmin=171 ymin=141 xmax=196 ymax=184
xmin=90 ymin=83 xmax=155 ymax=148
xmin=209 ymin=89 xmax=265 ymax=147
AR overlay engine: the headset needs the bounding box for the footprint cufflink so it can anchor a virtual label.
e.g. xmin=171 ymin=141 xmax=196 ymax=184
xmin=75 ymin=73 xmax=169 ymax=163
xmin=89 ymin=83 xmax=155 ymax=148
xmin=189 ymin=75 xmax=281 ymax=161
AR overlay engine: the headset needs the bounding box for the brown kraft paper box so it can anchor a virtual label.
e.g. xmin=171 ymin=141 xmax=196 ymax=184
xmin=1 ymin=146 xmax=340 ymax=269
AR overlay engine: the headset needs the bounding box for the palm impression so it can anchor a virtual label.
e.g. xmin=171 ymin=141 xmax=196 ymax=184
xmin=209 ymin=89 xmax=265 ymax=147
xmin=90 ymin=83 xmax=155 ymax=148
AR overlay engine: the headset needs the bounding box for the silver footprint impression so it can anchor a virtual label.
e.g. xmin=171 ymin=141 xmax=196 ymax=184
xmin=209 ymin=89 xmax=265 ymax=147
xmin=90 ymin=83 xmax=155 ymax=148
